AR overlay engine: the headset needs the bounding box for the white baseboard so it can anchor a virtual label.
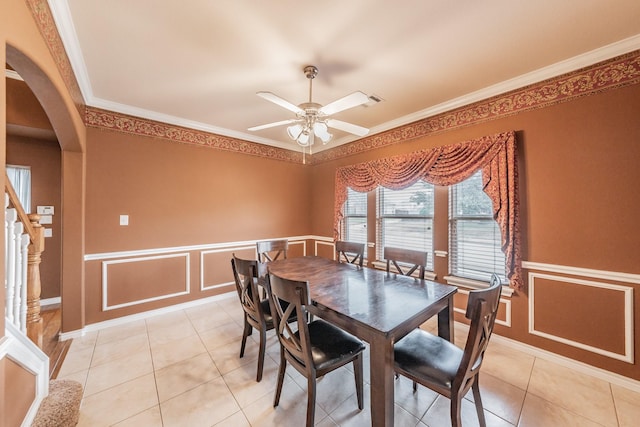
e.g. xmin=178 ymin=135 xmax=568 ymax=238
xmin=59 ymin=292 xmax=236 ymax=341
xmin=40 ymin=297 xmax=61 ymax=307
xmin=456 ymin=323 xmax=640 ymax=394
xmin=58 ymin=291 xmax=640 ymax=394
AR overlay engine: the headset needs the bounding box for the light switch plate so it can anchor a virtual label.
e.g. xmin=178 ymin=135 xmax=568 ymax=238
xmin=37 ymin=206 xmax=54 ymax=215
xmin=119 ymin=215 xmax=129 ymax=226
xmin=39 ymin=215 xmax=53 ymax=225
xmin=44 ymin=228 xmax=53 ymax=238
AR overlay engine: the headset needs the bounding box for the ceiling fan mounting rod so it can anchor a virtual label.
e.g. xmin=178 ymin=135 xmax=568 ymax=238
xmin=304 ymin=65 xmax=318 ymax=104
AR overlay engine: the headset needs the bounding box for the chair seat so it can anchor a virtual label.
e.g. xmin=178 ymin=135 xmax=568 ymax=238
xmin=252 ymin=299 xmax=273 ymax=327
xmin=249 ymin=299 xmax=295 ymax=326
xmin=300 ymin=319 xmax=366 ymax=372
xmin=394 ymin=329 xmax=463 ymax=389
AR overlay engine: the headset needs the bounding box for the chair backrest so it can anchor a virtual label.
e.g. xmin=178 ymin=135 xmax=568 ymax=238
xmin=267 ymin=273 xmax=312 ymax=368
xmin=231 ymin=255 xmax=264 ymax=322
xmin=256 ymin=239 xmax=289 ymax=263
xmin=335 ymin=241 xmax=365 ymax=267
xmin=455 ymin=273 xmax=502 ymax=389
xmin=383 ymin=246 xmax=428 ymax=280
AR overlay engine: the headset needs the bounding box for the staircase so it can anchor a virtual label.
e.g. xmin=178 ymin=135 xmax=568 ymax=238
xmin=32 ymin=379 xmax=83 ymax=427
xmin=4 ymin=177 xmax=82 ymax=426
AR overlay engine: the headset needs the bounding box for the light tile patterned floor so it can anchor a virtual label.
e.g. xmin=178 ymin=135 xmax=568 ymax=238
xmin=57 ymin=296 xmax=640 ymax=426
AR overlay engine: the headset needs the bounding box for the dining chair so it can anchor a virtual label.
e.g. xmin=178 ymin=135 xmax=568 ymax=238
xmin=383 ymin=246 xmax=429 ymax=279
xmin=335 ymin=240 xmax=365 ymax=267
xmin=393 ymin=273 xmax=502 ymax=427
xmin=267 ymin=272 xmax=365 ymax=427
xmin=256 ymin=239 xmax=289 ymax=263
xmin=230 ymin=255 xmax=274 ymax=382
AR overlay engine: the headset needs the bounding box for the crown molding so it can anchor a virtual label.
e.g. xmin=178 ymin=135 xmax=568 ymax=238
xmin=359 ymin=34 xmax=640 ymax=144
xmin=89 ymin=97 xmax=298 ymax=152
xmin=312 ymin=48 xmax=640 ymax=163
xmin=85 ymin=107 xmax=304 ymax=163
xmin=46 ymin=0 xmax=92 ymax=101
xmin=27 ymin=0 xmax=85 ymax=114
xmin=44 ymin=1 xmax=640 ymax=161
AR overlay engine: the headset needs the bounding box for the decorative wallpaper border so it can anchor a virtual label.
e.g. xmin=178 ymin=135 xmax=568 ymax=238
xmin=25 ymin=0 xmax=85 ymax=117
xmin=27 ymin=0 xmax=640 ymax=164
xmin=313 ymin=50 xmax=640 ymax=163
xmin=85 ymin=107 xmax=304 ymax=163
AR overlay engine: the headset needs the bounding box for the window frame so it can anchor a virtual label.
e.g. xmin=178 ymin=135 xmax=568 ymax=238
xmin=341 ymin=187 xmax=368 ymax=246
xmin=447 ymin=171 xmax=507 ymax=285
xmin=375 ymin=181 xmax=435 ymax=271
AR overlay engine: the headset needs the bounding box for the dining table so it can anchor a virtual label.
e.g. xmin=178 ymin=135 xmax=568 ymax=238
xmin=267 ymin=256 xmax=457 ymax=427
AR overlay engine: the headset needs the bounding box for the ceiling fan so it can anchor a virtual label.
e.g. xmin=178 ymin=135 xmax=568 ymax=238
xmin=248 ymin=65 xmax=370 ymax=147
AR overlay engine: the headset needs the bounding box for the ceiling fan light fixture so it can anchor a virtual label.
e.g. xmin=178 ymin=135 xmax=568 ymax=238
xmin=313 ymin=122 xmax=333 ymax=144
xmin=287 ymin=124 xmax=304 ymax=140
xmin=250 ymin=65 xmax=370 ymax=152
xmin=297 ymin=129 xmax=311 ymax=146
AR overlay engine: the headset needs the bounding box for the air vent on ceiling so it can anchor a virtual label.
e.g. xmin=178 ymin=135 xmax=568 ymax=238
xmin=364 ymin=94 xmax=383 ymax=107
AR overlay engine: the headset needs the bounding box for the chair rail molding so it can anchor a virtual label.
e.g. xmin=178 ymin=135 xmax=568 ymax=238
xmin=522 ymin=261 xmax=640 ymax=285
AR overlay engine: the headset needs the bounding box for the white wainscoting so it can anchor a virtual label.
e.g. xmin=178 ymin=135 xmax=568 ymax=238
xmin=200 ymin=244 xmax=255 ymax=291
xmin=453 ymin=288 xmax=512 ymax=327
xmin=314 ymin=237 xmax=335 ymax=258
xmin=86 ymin=236 xmax=326 ymax=310
xmin=101 ymin=253 xmax=191 ymax=311
xmin=525 ymin=265 xmax=635 ymax=364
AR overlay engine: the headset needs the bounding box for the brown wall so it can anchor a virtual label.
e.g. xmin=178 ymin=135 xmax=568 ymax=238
xmin=2 ymin=0 xmax=88 ymax=423
xmin=2 ymin=1 xmax=639 ymax=414
xmin=6 ymin=77 xmax=53 ymax=131
xmin=83 ymin=128 xmax=311 ymax=323
xmin=309 ymin=82 xmax=640 ymax=380
xmin=6 ymin=135 xmax=62 ymax=299
xmin=2 ymin=357 xmax=36 ymax=427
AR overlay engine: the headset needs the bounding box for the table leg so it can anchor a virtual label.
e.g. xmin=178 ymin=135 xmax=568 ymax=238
xmin=437 ymin=294 xmax=455 ymax=342
xmin=368 ymin=335 xmax=394 ymax=427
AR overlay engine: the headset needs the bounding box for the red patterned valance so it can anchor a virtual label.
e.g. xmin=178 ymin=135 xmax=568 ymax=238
xmin=334 ymin=131 xmax=522 ymax=290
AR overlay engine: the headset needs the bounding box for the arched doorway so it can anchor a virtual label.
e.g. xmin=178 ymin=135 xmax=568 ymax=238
xmin=6 ymin=44 xmax=86 ymax=334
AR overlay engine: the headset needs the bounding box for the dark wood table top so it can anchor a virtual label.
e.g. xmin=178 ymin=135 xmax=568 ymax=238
xmin=267 ymin=255 xmax=457 ymax=427
xmin=267 ymin=256 xmax=457 ymax=338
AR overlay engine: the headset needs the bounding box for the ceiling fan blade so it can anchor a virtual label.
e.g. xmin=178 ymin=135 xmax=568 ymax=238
xmin=256 ymin=91 xmax=304 ymax=115
xmin=319 ymin=91 xmax=370 ymax=116
xmin=248 ymin=119 xmax=298 ymax=132
xmin=326 ymin=119 xmax=369 ymax=137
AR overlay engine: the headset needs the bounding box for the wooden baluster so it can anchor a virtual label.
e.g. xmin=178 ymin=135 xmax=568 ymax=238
xmin=26 ymin=213 xmax=45 ymax=348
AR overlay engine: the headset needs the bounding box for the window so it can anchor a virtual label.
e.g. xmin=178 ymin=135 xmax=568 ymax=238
xmin=342 ymin=187 xmax=368 ymax=245
xmin=377 ymin=181 xmax=434 ymax=270
xmin=449 ymin=171 xmax=506 ymax=282
xmin=6 ymin=165 xmax=32 ymax=213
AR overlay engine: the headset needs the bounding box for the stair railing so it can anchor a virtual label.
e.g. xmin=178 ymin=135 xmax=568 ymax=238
xmin=5 ymin=173 xmax=45 ymax=348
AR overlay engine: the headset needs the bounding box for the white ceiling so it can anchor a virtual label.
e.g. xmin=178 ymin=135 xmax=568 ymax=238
xmin=50 ymin=0 xmax=640 ymax=152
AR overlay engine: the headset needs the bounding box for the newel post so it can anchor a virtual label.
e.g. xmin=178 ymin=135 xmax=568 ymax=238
xmin=27 ymin=213 xmax=45 ymax=348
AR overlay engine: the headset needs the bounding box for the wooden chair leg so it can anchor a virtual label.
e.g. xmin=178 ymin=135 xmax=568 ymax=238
xmin=273 ymin=350 xmax=286 ymax=407
xmin=306 ymin=376 xmax=317 ymax=427
xmin=256 ymin=328 xmax=266 ymax=382
xmin=240 ymin=318 xmax=252 ymax=358
xmin=353 ymin=354 xmax=364 ymax=410
xmin=451 ymin=393 xmax=463 ymax=427
xmin=472 ymin=378 xmax=487 ymax=427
